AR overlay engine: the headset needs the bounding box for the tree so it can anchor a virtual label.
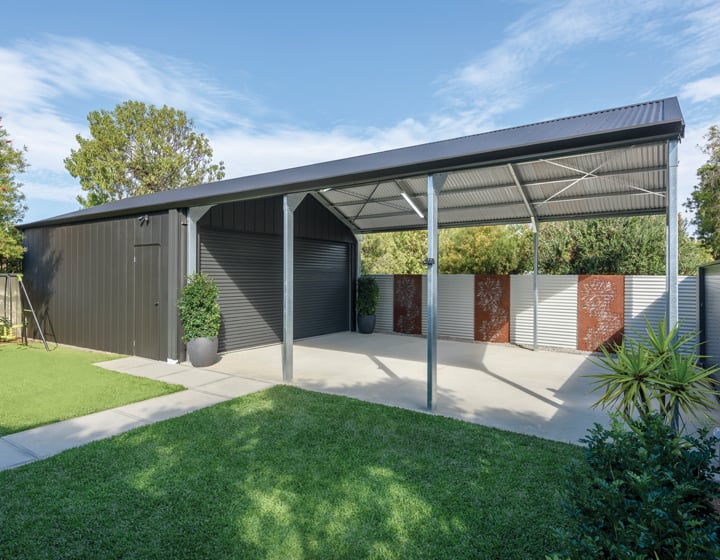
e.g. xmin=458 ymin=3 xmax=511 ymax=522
xmin=0 ymin=117 xmax=27 ymax=272
xmin=361 ymin=216 xmax=709 ymax=276
xmin=361 ymin=230 xmax=427 ymax=274
xmin=686 ymin=125 xmax=720 ymax=259
xmin=361 ymin=225 xmax=533 ymax=275
xmin=538 ymin=216 xmax=710 ymax=275
xmin=439 ymin=225 xmax=532 ymax=274
xmin=65 ymin=101 xmax=226 ymax=207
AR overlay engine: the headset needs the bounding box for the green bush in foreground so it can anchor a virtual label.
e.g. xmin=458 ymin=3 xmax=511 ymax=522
xmin=556 ymin=413 xmax=720 ymax=559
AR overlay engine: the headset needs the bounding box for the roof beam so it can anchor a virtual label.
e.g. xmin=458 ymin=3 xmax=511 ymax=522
xmin=309 ymin=191 xmax=361 ymax=233
xmin=507 ymin=163 xmax=538 ymax=228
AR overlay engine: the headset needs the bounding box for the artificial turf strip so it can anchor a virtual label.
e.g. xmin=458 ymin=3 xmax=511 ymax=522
xmin=0 ymin=342 xmax=183 ymax=436
xmin=0 ymin=386 xmax=582 ymax=559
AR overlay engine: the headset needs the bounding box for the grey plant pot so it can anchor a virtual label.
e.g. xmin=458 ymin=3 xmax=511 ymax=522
xmin=357 ymin=315 xmax=376 ymax=334
xmin=186 ymin=336 xmax=218 ymax=367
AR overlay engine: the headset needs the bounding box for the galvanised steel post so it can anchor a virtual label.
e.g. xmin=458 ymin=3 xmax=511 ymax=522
xmin=186 ymin=206 xmax=212 ymax=277
xmin=283 ymin=193 xmax=306 ymax=383
xmin=533 ymin=226 xmax=539 ymax=350
xmin=667 ymin=139 xmax=679 ymax=331
xmin=426 ymin=173 xmax=445 ymax=411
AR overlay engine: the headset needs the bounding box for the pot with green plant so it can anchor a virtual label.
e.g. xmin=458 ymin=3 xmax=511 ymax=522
xmin=357 ymin=275 xmax=379 ymax=334
xmin=178 ymin=272 xmax=221 ymax=367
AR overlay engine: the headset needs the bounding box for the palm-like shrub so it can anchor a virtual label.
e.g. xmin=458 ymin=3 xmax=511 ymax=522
xmin=589 ymin=317 xmax=719 ymax=431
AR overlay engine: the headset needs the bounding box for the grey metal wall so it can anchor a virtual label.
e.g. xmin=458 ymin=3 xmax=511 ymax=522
xmin=699 ymin=262 xmax=720 ymax=367
xmin=22 ymin=211 xmax=180 ymax=360
xmin=198 ymin=196 xmax=355 ymax=352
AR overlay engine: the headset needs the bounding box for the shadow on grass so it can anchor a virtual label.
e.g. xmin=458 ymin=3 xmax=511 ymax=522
xmin=0 ymin=386 xmax=581 ymax=559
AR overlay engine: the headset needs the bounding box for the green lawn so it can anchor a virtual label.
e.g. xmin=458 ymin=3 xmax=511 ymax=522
xmin=0 ymin=342 xmax=183 ymax=436
xmin=0 ymin=386 xmax=582 ymax=559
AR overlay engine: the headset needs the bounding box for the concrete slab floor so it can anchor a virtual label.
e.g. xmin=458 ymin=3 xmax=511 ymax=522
xmin=210 ymin=332 xmax=613 ymax=444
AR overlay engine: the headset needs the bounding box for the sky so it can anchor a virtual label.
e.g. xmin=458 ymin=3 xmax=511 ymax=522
xmin=1 ymin=0 xmax=719 ymax=224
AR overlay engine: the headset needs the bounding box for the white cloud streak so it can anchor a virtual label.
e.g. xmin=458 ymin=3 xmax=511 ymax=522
xmin=681 ymin=76 xmax=720 ymax=103
xmin=442 ymin=0 xmax=668 ymax=126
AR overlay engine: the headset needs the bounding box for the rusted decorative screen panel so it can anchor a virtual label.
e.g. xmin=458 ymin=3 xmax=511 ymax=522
xmin=393 ymin=274 xmax=422 ymax=334
xmin=474 ymin=275 xmax=510 ymax=342
xmin=577 ymin=275 xmax=624 ymax=351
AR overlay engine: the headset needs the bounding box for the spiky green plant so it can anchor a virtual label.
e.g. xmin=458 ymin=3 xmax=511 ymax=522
xmin=589 ymin=317 xmax=719 ymax=431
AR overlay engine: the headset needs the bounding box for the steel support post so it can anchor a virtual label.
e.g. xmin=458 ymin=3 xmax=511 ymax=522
xmin=667 ymin=139 xmax=679 ymax=331
xmin=186 ymin=205 xmax=213 ymax=277
xmin=533 ymin=226 xmax=539 ymax=350
xmin=283 ymin=193 xmax=306 ymax=383
xmin=426 ymin=173 xmax=446 ymax=411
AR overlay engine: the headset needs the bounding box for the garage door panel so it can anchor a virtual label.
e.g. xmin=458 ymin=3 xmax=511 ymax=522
xmin=200 ymin=229 xmax=283 ymax=352
xmin=200 ymin=229 xmax=350 ymax=352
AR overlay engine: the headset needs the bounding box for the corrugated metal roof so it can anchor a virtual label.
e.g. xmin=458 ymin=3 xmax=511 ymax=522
xmin=21 ymin=97 xmax=684 ymax=231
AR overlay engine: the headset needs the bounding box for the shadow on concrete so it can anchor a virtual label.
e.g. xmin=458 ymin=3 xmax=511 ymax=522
xmin=210 ymin=331 xmax=611 ymax=443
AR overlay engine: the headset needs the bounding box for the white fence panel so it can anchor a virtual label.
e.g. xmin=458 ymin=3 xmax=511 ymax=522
xmin=624 ymin=276 xmax=696 ymax=340
xmin=511 ymin=275 xmax=578 ymax=349
xmin=418 ymin=275 xmax=474 ymax=339
xmin=438 ymin=275 xmax=475 ymax=339
xmin=373 ymin=275 xmax=394 ymax=333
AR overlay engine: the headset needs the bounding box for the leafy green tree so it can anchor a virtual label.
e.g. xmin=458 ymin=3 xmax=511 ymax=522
xmin=360 ymin=230 xmax=427 ymax=274
xmin=0 ymin=117 xmax=27 ymax=272
xmin=439 ymin=225 xmax=532 ymax=274
xmin=361 ymin=216 xmax=709 ymax=276
xmin=538 ymin=216 xmax=709 ymax=275
xmin=65 ymin=100 xmax=226 ymax=207
xmin=686 ymin=125 xmax=720 ymax=259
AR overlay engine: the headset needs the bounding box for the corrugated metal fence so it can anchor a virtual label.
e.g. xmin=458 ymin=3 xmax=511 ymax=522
xmin=699 ymin=262 xmax=720 ymax=368
xmin=371 ymin=274 xmax=697 ymax=352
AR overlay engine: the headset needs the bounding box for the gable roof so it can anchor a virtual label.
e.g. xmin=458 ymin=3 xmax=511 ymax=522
xmin=21 ymin=97 xmax=684 ymax=231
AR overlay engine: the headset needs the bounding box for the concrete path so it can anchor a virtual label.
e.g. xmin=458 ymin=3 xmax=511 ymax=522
xmin=0 ymin=357 xmax=275 ymax=471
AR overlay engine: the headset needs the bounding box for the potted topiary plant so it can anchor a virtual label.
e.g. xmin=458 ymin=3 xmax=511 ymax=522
xmin=357 ymin=275 xmax=379 ymax=334
xmin=178 ymin=272 xmax=221 ymax=367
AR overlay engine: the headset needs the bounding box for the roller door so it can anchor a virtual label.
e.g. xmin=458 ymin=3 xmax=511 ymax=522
xmin=200 ymin=229 xmax=350 ymax=352
xmin=294 ymin=238 xmax=351 ymax=339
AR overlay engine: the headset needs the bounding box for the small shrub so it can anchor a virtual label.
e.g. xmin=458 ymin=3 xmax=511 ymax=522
xmin=357 ymin=275 xmax=379 ymax=316
xmin=177 ymin=273 xmax=221 ymax=342
xmin=556 ymin=413 xmax=720 ymax=559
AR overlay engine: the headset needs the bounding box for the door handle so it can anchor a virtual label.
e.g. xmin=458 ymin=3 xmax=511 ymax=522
xmin=153 ymin=302 xmax=160 ymax=307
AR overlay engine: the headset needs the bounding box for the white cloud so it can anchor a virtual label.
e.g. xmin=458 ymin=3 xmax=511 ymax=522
xmin=211 ymin=119 xmax=435 ymax=179
xmin=681 ymin=75 xmax=720 ymax=103
xmin=442 ymin=0 xmax=667 ymax=125
xmin=21 ymin=179 xmax=80 ymax=203
xmin=674 ymin=2 xmax=720 ymax=79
